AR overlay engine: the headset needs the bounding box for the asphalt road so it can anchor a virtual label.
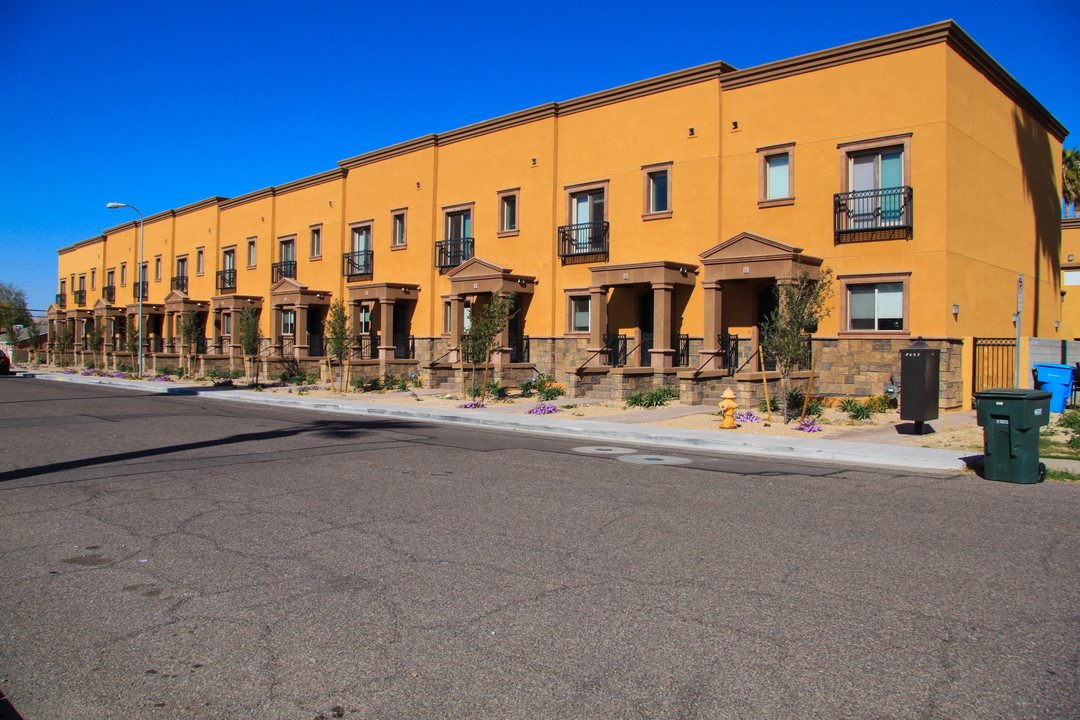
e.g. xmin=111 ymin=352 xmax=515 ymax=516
xmin=1 ymin=377 xmax=1077 ymax=719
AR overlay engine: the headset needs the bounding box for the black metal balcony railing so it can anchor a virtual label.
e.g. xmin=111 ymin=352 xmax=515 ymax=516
xmin=103 ymin=285 xmax=115 ymax=303
xmin=151 ymin=336 xmax=164 ymax=354
xmin=171 ymin=275 xmax=188 ymax=293
xmin=73 ymin=289 xmax=86 ymax=307
xmin=133 ymin=282 xmax=148 ymax=301
xmin=216 ymin=269 xmax=237 ymax=292
xmin=342 ymin=250 xmax=373 ymax=277
xmin=602 ymin=333 xmax=628 ymax=367
xmin=509 ymin=334 xmax=529 ymax=364
xmin=308 ymin=334 xmax=325 ymax=357
xmin=393 ymin=334 xmax=415 ymax=360
xmin=271 ymin=261 xmax=297 ymax=283
xmin=435 ymin=238 xmax=474 ymax=269
xmin=56 ymin=293 xmax=67 ymax=309
xmin=834 ymin=186 xmax=913 ymax=241
xmin=558 ymin=221 xmax=609 ymax=258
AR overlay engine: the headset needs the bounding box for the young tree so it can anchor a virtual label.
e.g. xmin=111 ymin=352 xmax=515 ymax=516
xmin=760 ymin=267 xmax=834 ymax=422
xmin=323 ymin=297 xmax=351 ymax=392
xmin=462 ymin=290 xmax=516 ymax=403
xmin=179 ymin=310 xmax=203 ymax=378
xmin=85 ymin=320 xmax=105 ymax=369
xmin=238 ymin=305 xmax=261 ymax=384
xmin=26 ymin=321 xmax=45 ymax=365
xmin=55 ymin=323 xmax=73 ymax=368
xmin=124 ymin=317 xmax=140 ymax=372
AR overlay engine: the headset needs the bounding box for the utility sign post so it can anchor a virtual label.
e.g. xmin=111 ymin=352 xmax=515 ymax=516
xmin=1015 ymin=274 xmax=1023 ymax=388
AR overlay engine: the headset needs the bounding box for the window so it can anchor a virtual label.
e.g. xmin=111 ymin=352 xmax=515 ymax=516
xmin=282 ymin=309 xmax=296 ymax=336
xmin=442 ymin=301 xmax=451 ymax=335
xmin=140 ymin=263 xmax=148 ymax=284
xmin=196 ymin=248 xmax=205 ymax=275
xmin=392 ymin=210 xmax=407 ymax=248
xmin=90 ymin=269 xmax=96 ymax=290
xmin=279 ymin=238 xmax=295 ymax=262
xmin=835 ymin=134 xmax=912 ymax=237
xmin=351 ymin=225 xmax=371 ymax=253
xmin=1065 ymin=270 xmax=1080 ymax=286
xmin=154 ymin=257 xmax=162 ymax=281
xmin=839 ymin=273 xmax=910 ymax=334
xmin=120 ymin=263 xmax=127 ymax=286
xmin=497 ymin=190 xmax=519 ymax=236
xmin=106 ymin=269 xmax=114 ymax=287
xmin=562 ymin=180 xmax=609 ymax=257
xmin=59 ymin=279 xmax=66 ymax=295
xmin=356 ymin=304 xmax=371 ymax=334
xmin=445 ymin=207 xmax=472 ymax=239
xmin=176 ymin=257 xmax=188 ymax=277
xmin=567 ymin=295 xmax=591 ymax=333
xmin=758 ymin=143 xmax=795 ymax=207
xmin=642 ymin=163 xmax=672 ymax=218
xmin=310 ymin=226 xmax=322 ymax=259
xmin=78 ymin=275 xmax=85 ymax=291
xmin=223 ymin=313 xmax=232 ymax=335
xmin=247 ymin=238 xmax=257 ymax=267
xmin=223 ymin=248 xmax=235 ymax=271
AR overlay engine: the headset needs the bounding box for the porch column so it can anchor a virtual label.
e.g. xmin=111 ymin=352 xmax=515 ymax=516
xmin=448 ymin=294 xmax=465 ymax=363
xmin=650 ymin=282 xmax=675 ymax=368
xmin=47 ymin=319 xmax=55 ymax=364
xmin=750 ymin=325 xmax=761 ymax=371
xmin=701 ymin=281 xmax=724 ymax=370
xmin=74 ymin=317 xmax=85 ymax=354
xmin=211 ymin=307 xmax=221 ymax=354
xmin=270 ymin=305 xmax=282 ymax=356
xmin=378 ymin=298 xmax=395 ymax=361
xmin=295 ymin=303 xmax=309 ymax=358
xmin=587 ymin=285 xmax=609 ymax=367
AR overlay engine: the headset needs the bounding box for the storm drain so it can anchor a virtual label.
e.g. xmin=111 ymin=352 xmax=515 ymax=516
xmin=616 ymin=454 xmax=691 ymax=466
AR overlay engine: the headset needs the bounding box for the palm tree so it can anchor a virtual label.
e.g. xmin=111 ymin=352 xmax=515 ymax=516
xmin=1064 ymin=147 xmax=1080 ymax=218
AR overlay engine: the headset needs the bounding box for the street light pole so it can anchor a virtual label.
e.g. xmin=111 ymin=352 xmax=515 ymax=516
xmin=106 ymin=202 xmax=145 ymax=377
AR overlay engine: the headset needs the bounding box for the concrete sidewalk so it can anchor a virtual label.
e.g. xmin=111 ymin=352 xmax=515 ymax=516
xmin=20 ymin=370 xmax=982 ymax=474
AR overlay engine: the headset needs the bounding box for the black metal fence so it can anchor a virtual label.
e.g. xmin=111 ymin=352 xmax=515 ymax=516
xmin=342 ymin=250 xmax=373 ymax=277
xmin=435 ymin=238 xmax=474 ymax=268
xmin=834 ymin=186 xmax=913 ymax=241
xmin=271 ymin=261 xmax=297 ymax=283
xmin=602 ymin=333 xmax=628 ymax=367
xmin=557 ymin=221 xmax=609 ymax=258
xmin=393 ymin=334 xmax=415 ymax=360
xmin=509 ymin=334 xmax=529 ymax=363
xmin=216 ymin=269 xmax=237 ymax=292
xmin=308 ymin=334 xmax=325 ymax=357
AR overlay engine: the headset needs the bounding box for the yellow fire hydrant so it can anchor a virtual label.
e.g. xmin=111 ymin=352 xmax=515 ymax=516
xmin=718 ymin=387 xmax=738 ymax=429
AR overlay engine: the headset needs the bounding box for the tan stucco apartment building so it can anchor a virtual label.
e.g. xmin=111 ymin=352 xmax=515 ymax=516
xmin=50 ymin=21 xmax=1068 ymax=408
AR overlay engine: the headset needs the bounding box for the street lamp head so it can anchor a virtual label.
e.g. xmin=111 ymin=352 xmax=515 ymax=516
xmin=106 ymin=202 xmax=127 ymax=209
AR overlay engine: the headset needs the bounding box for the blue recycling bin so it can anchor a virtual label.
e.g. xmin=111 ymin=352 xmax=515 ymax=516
xmin=1032 ymin=363 xmax=1075 ymax=413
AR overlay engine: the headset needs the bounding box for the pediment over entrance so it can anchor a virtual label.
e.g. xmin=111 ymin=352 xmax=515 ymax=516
xmin=270 ymin=276 xmax=331 ymax=306
xmin=212 ymin=295 xmax=263 ymax=311
xmin=163 ymin=290 xmax=207 ymax=313
xmin=46 ymin=304 xmax=64 ymax=319
xmin=92 ymin=299 xmax=124 ymax=317
xmin=699 ymin=232 xmax=822 ymax=282
xmin=124 ymin=303 xmax=164 ymax=315
xmin=447 ymin=256 xmax=536 ymax=295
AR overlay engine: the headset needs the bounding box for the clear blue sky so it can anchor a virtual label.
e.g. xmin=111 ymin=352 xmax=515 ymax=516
xmin=2 ymin=0 xmax=1075 ymax=314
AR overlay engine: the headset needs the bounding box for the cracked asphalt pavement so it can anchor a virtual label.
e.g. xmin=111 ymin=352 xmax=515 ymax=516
xmin=1 ymin=377 xmax=1078 ymax=719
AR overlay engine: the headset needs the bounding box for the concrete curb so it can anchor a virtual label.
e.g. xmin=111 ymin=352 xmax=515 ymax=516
xmin=23 ymin=371 xmax=975 ymax=473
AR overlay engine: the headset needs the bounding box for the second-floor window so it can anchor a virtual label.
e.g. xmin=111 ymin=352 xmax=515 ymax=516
xmin=446 ymin=208 xmax=471 ymax=240
xmin=392 ymin=210 xmax=407 ymax=247
xmin=310 ymin=226 xmax=322 ymax=258
xmin=642 ymin=163 xmax=672 ymax=217
xmin=247 ymin=239 xmax=257 ymax=267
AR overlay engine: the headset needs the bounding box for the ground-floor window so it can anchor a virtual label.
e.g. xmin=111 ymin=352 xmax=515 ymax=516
xmin=838 ymin=272 xmax=909 ymax=333
xmin=282 ymin=309 xmax=295 ymax=336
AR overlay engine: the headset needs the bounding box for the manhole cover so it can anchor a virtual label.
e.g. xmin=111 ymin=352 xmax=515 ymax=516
xmin=573 ymin=446 xmax=638 ymax=455
xmin=617 ymin=454 xmax=690 ymax=466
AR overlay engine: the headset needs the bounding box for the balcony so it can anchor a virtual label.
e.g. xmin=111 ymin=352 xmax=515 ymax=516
xmin=435 ymin=238 xmax=474 ymax=269
xmin=55 ymin=293 xmax=66 ymax=309
xmin=103 ymin=285 xmax=115 ymax=303
xmin=833 ymin=186 xmax=913 ymax=242
xmin=73 ymin=289 xmax=86 ymax=307
xmin=171 ymin=275 xmax=188 ymax=293
xmin=271 ymin=261 xmax=297 ymax=283
xmin=216 ymin=269 xmax=237 ymax=293
xmin=558 ymin=221 xmax=609 ymax=259
xmin=342 ymin=250 xmax=373 ymax=277
xmin=133 ymin=281 xmax=148 ymax=301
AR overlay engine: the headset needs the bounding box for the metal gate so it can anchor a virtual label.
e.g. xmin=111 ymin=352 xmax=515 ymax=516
xmin=972 ymin=337 xmax=1016 ymax=392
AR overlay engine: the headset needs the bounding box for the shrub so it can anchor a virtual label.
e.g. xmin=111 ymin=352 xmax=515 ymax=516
xmin=467 ymin=385 xmax=485 ymax=399
xmin=519 ymin=378 xmax=536 ymax=398
xmin=839 ymin=397 xmax=874 ymax=421
xmin=804 ymin=397 xmax=824 ymax=416
xmin=758 ymin=395 xmax=780 ymax=413
xmin=409 ymin=373 xmax=423 ymax=388
xmin=395 ymin=377 xmax=410 ymax=392
xmin=380 ymin=373 xmax=399 ymax=390
xmin=1059 ymin=408 xmax=1080 ymax=430
xmin=626 ymin=387 xmax=678 ymax=408
xmin=866 ymin=394 xmax=895 ymax=413
xmin=786 ymin=389 xmax=805 ymax=410
xmin=538 ymin=385 xmax=564 ymax=402
xmin=485 ymin=380 xmax=508 ymax=399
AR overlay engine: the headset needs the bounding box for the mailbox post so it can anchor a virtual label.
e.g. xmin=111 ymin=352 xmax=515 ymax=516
xmin=900 ymin=338 xmax=940 ymax=434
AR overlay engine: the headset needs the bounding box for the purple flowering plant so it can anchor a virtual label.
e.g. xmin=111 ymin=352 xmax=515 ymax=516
xmin=796 ymin=418 xmax=822 ymax=433
xmin=734 ymin=410 xmax=760 ymax=423
xmin=458 ymin=401 xmax=485 ymax=409
xmin=525 ymin=402 xmax=562 ymax=415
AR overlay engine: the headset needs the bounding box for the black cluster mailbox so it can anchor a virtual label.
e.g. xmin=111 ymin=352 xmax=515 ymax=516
xmin=900 ymin=339 xmax=940 ymax=434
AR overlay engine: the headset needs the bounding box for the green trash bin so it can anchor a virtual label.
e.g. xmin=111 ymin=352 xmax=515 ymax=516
xmin=973 ymin=389 xmax=1052 ymax=483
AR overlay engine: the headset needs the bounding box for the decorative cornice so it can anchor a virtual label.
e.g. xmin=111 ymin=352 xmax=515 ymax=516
xmin=219 ymin=187 xmax=275 ymax=210
xmin=438 ymin=103 xmax=559 ymax=146
xmin=58 ymin=235 xmax=106 ymax=255
xmin=558 ymin=61 xmax=733 ymax=116
xmin=338 ymin=135 xmax=438 ymax=170
xmin=102 ymin=221 xmax=139 ymax=235
xmin=274 ymin=167 xmax=347 ymax=196
xmin=721 ymin=20 xmax=1067 ymax=141
xmin=143 ymin=208 xmax=176 ymax=225
xmin=175 ymin=196 xmax=229 ymax=218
